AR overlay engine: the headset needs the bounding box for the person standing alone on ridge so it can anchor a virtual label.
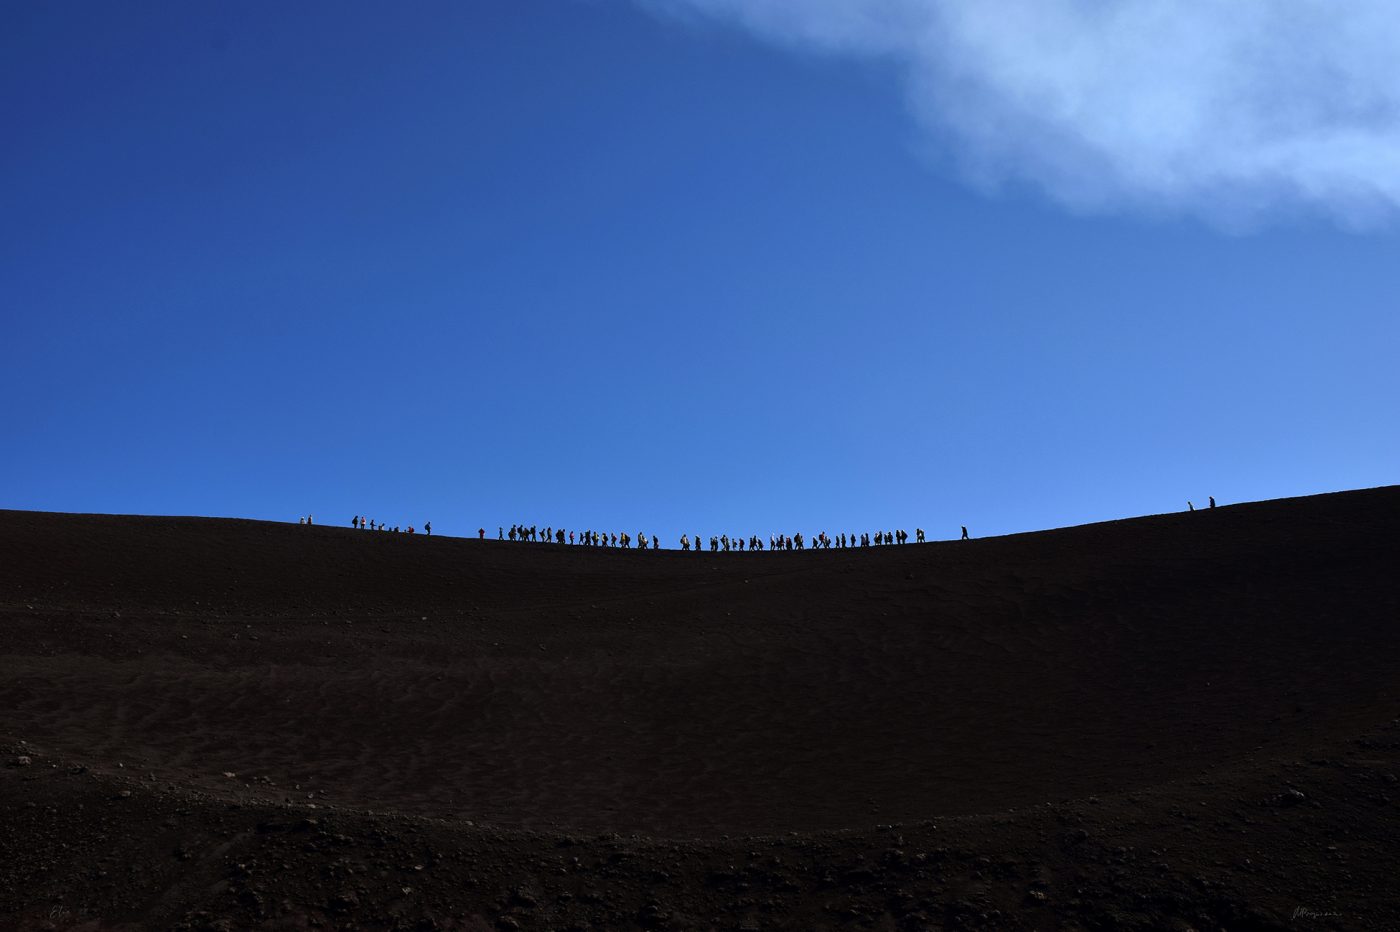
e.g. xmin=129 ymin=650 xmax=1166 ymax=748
xmin=961 ymin=526 xmax=969 ymax=540
xmin=425 ymin=522 xmax=431 ymax=536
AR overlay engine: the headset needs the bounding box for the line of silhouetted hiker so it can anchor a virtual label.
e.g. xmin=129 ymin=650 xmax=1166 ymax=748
xmin=483 ymin=524 xmax=973 ymax=551
xmin=496 ymin=525 xmax=664 ymax=549
xmin=686 ymin=530 xmax=939 ymax=551
xmin=322 ymin=496 xmax=1218 ymax=547
xmin=348 ymin=516 xmax=430 ymax=535
xmin=327 ymin=498 xmax=1217 ymax=546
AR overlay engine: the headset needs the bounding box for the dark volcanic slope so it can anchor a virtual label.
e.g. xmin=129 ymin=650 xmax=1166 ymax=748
xmin=3 ymin=489 xmax=1400 ymax=930
xmin=3 ymin=490 xmax=1400 ymax=837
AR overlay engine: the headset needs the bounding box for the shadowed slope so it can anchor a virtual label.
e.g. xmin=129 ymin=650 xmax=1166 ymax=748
xmin=2 ymin=488 xmax=1399 ymax=837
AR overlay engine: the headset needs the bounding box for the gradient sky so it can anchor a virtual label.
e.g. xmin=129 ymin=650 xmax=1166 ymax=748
xmin=4 ymin=1 xmax=1397 ymax=542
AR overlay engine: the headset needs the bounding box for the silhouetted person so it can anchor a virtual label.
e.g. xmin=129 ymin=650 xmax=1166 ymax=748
xmin=916 ymin=528 xmax=925 ymax=543
xmin=960 ymin=526 xmax=969 ymax=540
xmin=652 ymin=534 xmax=659 ymax=550
xmin=478 ymin=528 xmax=485 ymax=539
xmin=1209 ymin=496 xmax=1216 ymax=509
xmin=1188 ymin=501 xmax=1195 ymax=512
xmin=424 ymin=522 xmax=431 ymax=536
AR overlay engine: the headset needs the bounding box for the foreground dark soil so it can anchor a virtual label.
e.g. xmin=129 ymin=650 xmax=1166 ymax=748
xmin=2 ymin=488 xmax=1399 ymax=930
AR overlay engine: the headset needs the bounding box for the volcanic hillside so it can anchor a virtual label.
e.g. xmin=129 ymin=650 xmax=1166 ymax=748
xmin=3 ymin=488 xmax=1400 ymax=930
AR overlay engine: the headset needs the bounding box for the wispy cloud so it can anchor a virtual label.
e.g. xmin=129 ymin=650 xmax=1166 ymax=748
xmin=638 ymin=0 xmax=1400 ymax=227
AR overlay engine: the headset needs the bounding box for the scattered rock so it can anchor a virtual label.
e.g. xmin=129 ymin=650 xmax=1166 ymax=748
xmin=638 ymin=902 xmax=671 ymax=927
xmin=327 ymin=890 xmax=359 ymax=913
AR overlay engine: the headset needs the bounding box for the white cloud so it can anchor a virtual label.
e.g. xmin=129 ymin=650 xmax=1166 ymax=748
xmin=638 ymin=0 xmax=1400 ymax=227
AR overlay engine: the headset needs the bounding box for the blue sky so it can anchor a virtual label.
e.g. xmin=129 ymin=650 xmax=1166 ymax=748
xmin=3 ymin=1 xmax=1396 ymax=541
